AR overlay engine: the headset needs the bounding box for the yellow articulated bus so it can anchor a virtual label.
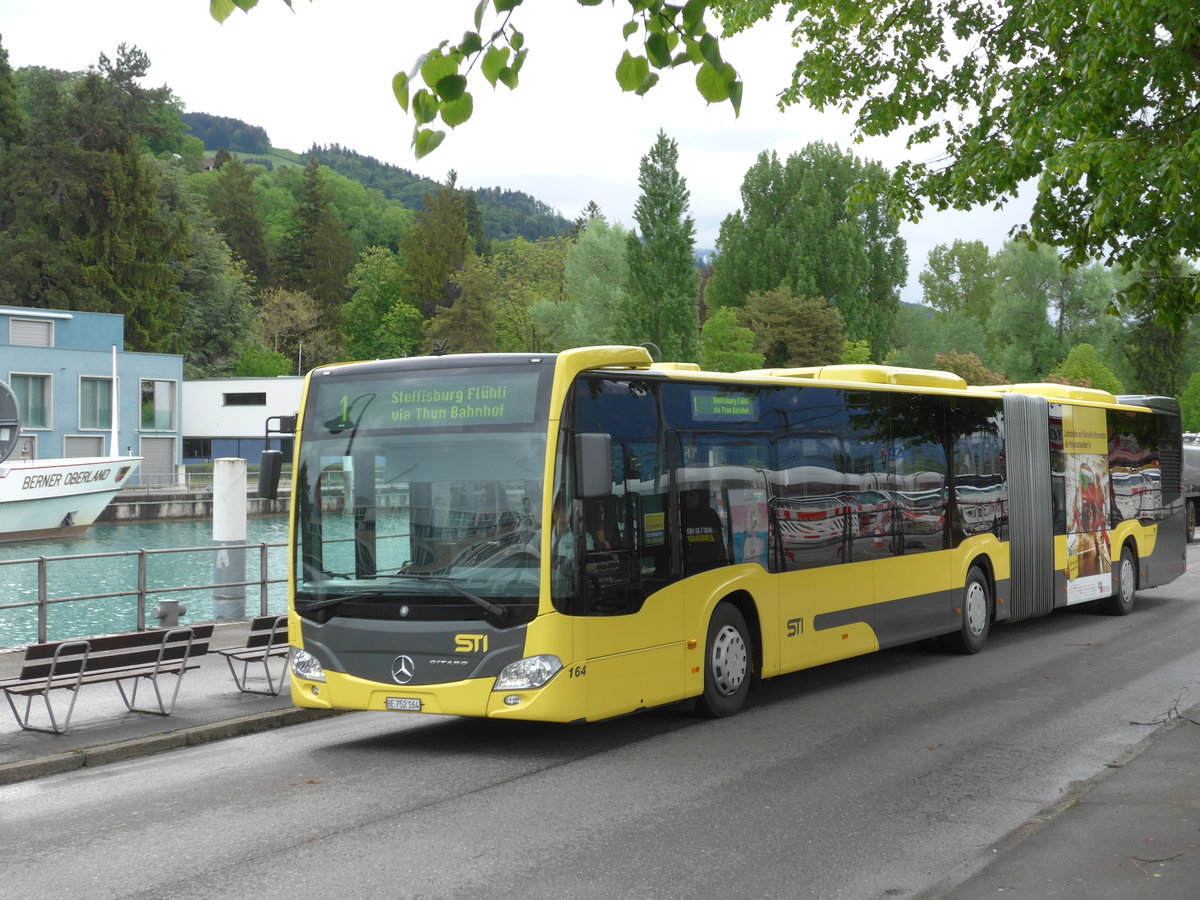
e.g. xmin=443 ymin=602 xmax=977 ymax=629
xmin=263 ymin=346 xmax=1186 ymax=722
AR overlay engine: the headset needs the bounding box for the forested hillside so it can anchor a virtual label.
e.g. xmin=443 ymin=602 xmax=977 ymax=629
xmin=305 ymin=144 xmax=571 ymax=243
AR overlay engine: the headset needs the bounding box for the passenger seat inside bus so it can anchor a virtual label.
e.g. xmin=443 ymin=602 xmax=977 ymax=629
xmin=681 ymin=488 xmax=728 ymax=572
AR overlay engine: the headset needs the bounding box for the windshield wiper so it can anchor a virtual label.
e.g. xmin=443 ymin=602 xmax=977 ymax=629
xmin=301 ymin=575 xmax=509 ymax=624
xmin=302 ymin=590 xmax=401 ymax=613
xmin=388 ymin=573 xmax=509 ymax=623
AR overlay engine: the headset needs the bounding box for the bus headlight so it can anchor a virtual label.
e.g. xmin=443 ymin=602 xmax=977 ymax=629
xmin=494 ymin=655 xmax=562 ymax=691
xmin=290 ymin=648 xmax=326 ymax=683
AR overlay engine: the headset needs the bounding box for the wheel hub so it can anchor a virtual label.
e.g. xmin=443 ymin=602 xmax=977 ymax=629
xmin=711 ymin=624 xmax=748 ymax=696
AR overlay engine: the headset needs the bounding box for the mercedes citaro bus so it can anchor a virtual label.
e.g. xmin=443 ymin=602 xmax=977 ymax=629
xmin=259 ymin=346 xmax=1185 ymax=722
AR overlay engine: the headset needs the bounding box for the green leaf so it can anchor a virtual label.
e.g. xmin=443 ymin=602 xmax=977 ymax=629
xmin=440 ymin=92 xmax=474 ymax=128
xmin=413 ymin=128 xmax=445 ymax=159
xmin=724 ymin=76 xmax=744 ymax=116
xmin=498 ymin=66 xmax=519 ymax=89
xmin=681 ymin=0 xmax=707 ymax=32
xmin=412 ymin=89 xmax=439 ymax=125
xmin=493 ymin=0 xmax=523 ymax=11
xmin=695 ymin=60 xmax=730 ymax=103
xmin=460 ymin=31 xmax=483 ymax=56
xmin=481 ymin=45 xmax=510 ymax=87
xmin=623 ymin=20 xmax=639 ymax=39
xmin=420 ymin=54 xmax=459 ymax=90
xmin=577 ymin=0 xmax=605 ymax=5
xmin=392 ymin=71 xmax=410 ymax=111
xmin=436 ymin=74 xmax=468 ymax=101
xmin=210 ymin=0 xmax=237 ymax=23
xmin=634 ymin=72 xmax=661 ymax=96
xmin=616 ymin=50 xmax=650 ymax=92
xmin=511 ymin=29 xmax=524 ymax=51
xmin=474 ymin=0 xmax=487 ymax=31
xmin=646 ymin=32 xmax=672 ymax=68
xmin=699 ymin=33 xmax=722 ymax=69
xmin=511 ymin=48 xmax=528 ymax=74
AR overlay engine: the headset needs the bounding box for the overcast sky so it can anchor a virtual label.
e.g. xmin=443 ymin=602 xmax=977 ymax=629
xmin=3 ymin=0 xmax=1033 ymax=305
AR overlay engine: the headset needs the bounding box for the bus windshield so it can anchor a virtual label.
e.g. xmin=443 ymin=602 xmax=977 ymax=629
xmin=291 ymin=363 xmax=551 ymax=625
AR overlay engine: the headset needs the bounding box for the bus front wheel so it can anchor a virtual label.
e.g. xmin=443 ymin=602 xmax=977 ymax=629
xmin=944 ymin=567 xmax=991 ymax=654
xmin=696 ymin=603 xmax=751 ymax=718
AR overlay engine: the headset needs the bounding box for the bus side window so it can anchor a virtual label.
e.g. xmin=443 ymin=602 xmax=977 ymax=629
xmin=681 ymin=487 xmax=728 ymax=573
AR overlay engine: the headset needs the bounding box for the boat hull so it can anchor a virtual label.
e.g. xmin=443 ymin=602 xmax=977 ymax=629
xmin=0 ymin=456 xmax=141 ymax=543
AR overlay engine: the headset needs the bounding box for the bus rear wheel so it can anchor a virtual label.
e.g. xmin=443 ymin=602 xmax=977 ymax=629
xmin=696 ymin=603 xmax=751 ymax=718
xmin=1101 ymin=544 xmax=1137 ymax=616
xmin=943 ymin=566 xmax=991 ymax=654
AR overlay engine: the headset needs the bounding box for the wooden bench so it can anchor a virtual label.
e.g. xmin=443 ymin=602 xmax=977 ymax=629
xmin=0 ymin=624 xmax=215 ymax=734
xmin=217 ymin=614 xmax=289 ymax=695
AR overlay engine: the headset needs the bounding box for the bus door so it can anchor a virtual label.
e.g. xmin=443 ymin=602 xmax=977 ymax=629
xmin=569 ymin=376 xmax=682 ymax=720
xmin=772 ymin=388 xmax=875 ymax=672
xmin=871 ymin=392 xmax=956 ymax=648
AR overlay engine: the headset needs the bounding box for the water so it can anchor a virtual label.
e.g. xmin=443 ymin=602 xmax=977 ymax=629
xmin=0 ymin=517 xmax=290 ymax=649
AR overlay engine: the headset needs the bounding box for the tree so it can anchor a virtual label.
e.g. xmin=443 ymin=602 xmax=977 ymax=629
xmin=616 ymin=131 xmax=700 ymax=361
xmin=488 ymin=236 xmax=570 ymax=352
xmin=258 ymin=287 xmax=340 ymax=373
xmin=277 ymin=159 xmax=354 ymax=338
xmin=397 ymin=178 xmax=471 ymax=317
xmin=425 ymin=254 xmax=496 ymax=353
xmin=933 ymin=351 xmax=1005 ymax=387
xmin=699 ymin=306 xmax=763 ymax=373
xmin=707 ymin=143 xmax=906 ymax=361
xmin=739 ymin=287 xmax=844 ymax=368
xmin=215 ymin=1 xmax=1200 ymax=320
xmin=1115 ymin=263 xmax=1195 ymax=396
xmin=341 ymin=246 xmax=408 ymax=361
xmin=231 ymin=340 xmax=292 ymax=377
xmin=203 ymin=156 xmax=270 ymax=286
xmin=534 ymin=217 xmax=629 ymax=349
xmin=919 ymin=241 xmax=996 ymax=323
xmin=0 ymin=37 xmax=23 ymax=150
xmin=1180 ymin=372 xmax=1200 ymax=432
xmin=1050 ymin=344 xmax=1125 ymax=395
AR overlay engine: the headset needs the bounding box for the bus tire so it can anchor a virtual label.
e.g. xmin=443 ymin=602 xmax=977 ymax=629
xmin=1101 ymin=544 xmax=1137 ymax=616
xmin=1187 ymin=499 xmax=1197 ymax=543
xmin=944 ymin=566 xmax=991 ymax=654
xmin=696 ymin=603 xmax=752 ymax=718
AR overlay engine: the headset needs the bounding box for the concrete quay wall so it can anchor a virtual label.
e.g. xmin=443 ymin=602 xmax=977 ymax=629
xmin=99 ymin=491 xmax=289 ymax=523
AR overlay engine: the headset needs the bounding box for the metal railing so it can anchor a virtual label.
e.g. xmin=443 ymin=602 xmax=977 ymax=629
xmin=0 ymin=541 xmax=289 ymax=648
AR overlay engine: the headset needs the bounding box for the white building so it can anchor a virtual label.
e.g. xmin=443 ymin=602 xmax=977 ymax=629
xmin=182 ymin=377 xmax=304 ymax=464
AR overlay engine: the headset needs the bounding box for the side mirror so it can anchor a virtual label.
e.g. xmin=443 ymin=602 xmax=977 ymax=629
xmin=257 ymin=450 xmax=283 ymax=499
xmin=574 ymin=433 xmax=612 ymax=499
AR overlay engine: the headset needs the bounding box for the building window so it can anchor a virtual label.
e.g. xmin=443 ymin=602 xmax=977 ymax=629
xmin=9 ymin=318 xmax=53 ymax=347
xmin=9 ymin=373 xmax=50 ymax=428
xmin=80 ymin=377 xmax=113 ymax=430
xmin=141 ymin=379 xmax=176 ymax=430
xmin=223 ymin=392 xmax=267 ymax=406
xmin=183 ymin=438 xmax=212 ymax=460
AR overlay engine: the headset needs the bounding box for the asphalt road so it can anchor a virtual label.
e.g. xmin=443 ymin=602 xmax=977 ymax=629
xmin=4 ymin=546 xmax=1199 ymax=900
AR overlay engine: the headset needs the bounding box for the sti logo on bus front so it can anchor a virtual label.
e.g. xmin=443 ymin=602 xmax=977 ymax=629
xmin=455 ymin=634 xmax=488 ymax=653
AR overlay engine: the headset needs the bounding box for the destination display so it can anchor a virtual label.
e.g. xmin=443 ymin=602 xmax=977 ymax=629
xmin=691 ymin=390 xmax=759 ymax=422
xmin=312 ymin=370 xmax=542 ymax=432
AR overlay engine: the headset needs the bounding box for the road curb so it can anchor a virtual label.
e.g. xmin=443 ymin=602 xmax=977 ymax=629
xmin=0 ymin=708 xmax=346 ymax=787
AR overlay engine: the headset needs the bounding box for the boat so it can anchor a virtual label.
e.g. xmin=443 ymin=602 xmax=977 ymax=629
xmin=0 ymin=381 xmax=141 ymax=543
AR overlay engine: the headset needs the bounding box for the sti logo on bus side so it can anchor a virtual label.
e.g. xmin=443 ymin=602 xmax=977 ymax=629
xmin=455 ymin=634 xmax=488 ymax=653
xmin=786 ymin=618 xmax=804 ymax=637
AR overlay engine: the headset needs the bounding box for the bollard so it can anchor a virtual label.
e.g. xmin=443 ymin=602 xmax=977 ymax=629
xmin=213 ymin=457 xmax=248 ymax=620
xmin=155 ymin=598 xmax=187 ymax=627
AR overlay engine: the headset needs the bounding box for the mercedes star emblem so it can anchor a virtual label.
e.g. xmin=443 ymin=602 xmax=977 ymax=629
xmin=391 ymin=655 xmax=416 ymax=684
